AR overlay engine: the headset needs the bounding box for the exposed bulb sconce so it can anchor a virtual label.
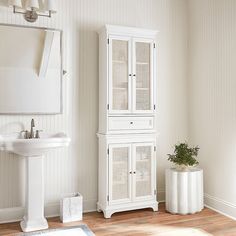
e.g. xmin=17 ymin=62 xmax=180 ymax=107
xmin=8 ymin=0 xmax=57 ymax=23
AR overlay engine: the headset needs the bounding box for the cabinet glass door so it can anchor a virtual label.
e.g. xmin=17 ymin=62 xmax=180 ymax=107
xmin=109 ymin=37 xmax=131 ymax=113
xmin=133 ymin=39 xmax=154 ymax=113
xmin=133 ymin=143 xmax=155 ymax=201
xmin=109 ymin=144 xmax=132 ymax=204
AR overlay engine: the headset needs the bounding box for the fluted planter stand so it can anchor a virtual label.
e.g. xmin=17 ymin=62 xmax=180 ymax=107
xmin=165 ymin=168 xmax=204 ymax=214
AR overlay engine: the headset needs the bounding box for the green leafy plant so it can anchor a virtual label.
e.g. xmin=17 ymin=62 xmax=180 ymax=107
xmin=167 ymin=142 xmax=200 ymax=167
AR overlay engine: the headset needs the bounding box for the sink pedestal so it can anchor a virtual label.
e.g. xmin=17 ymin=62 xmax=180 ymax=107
xmin=0 ymin=131 xmax=70 ymax=232
xmin=20 ymin=156 xmax=48 ymax=232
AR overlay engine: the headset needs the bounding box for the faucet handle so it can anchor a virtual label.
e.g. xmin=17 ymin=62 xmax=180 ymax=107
xmin=21 ymin=130 xmax=29 ymax=139
xmin=35 ymin=130 xmax=43 ymax=139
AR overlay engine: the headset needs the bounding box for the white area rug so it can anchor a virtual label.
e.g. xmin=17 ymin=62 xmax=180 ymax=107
xmin=22 ymin=225 xmax=95 ymax=236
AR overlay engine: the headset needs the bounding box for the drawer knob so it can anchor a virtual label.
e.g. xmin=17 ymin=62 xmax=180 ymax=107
xmin=130 ymin=121 xmax=133 ymax=124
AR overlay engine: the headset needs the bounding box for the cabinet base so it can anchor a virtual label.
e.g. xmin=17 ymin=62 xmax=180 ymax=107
xmin=97 ymin=201 xmax=158 ymax=218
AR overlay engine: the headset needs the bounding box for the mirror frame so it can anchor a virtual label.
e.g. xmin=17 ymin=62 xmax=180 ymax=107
xmin=0 ymin=23 xmax=63 ymax=115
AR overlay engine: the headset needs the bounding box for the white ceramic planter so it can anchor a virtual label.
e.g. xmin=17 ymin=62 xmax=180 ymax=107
xmin=165 ymin=168 xmax=204 ymax=214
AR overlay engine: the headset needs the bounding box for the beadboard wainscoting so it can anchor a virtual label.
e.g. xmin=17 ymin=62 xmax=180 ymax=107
xmin=0 ymin=0 xmax=188 ymax=222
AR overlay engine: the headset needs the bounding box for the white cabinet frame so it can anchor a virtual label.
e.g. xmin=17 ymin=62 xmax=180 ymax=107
xmin=97 ymin=25 xmax=159 ymax=218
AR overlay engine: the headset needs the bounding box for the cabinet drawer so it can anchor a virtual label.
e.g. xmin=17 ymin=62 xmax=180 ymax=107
xmin=109 ymin=117 xmax=154 ymax=131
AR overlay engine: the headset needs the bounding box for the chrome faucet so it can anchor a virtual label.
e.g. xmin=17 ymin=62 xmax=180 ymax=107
xmin=21 ymin=119 xmax=42 ymax=139
xmin=29 ymin=118 xmax=35 ymax=139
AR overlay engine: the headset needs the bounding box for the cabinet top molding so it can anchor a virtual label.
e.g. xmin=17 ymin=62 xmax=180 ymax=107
xmin=98 ymin=24 xmax=159 ymax=38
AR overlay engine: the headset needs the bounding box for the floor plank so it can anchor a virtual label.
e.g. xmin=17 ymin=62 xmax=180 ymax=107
xmin=0 ymin=203 xmax=235 ymax=236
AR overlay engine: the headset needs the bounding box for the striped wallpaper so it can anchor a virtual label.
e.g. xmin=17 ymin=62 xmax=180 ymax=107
xmin=188 ymin=0 xmax=236 ymax=218
xmin=0 ymin=0 xmax=188 ymax=222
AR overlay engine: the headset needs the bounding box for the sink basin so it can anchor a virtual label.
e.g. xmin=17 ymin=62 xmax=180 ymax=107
xmin=0 ymin=132 xmax=70 ymax=232
xmin=0 ymin=132 xmax=70 ymax=156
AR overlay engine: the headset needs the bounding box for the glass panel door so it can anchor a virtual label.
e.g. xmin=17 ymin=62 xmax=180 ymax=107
xmin=109 ymin=144 xmax=132 ymax=204
xmin=133 ymin=40 xmax=154 ymax=113
xmin=133 ymin=143 xmax=154 ymax=201
xmin=109 ymin=37 xmax=131 ymax=113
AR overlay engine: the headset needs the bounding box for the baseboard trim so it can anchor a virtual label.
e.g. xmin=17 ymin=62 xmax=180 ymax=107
xmin=0 ymin=199 xmax=97 ymax=224
xmin=157 ymin=190 xmax=236 ymax=220
xmin=3 ymin=193 xmax=235 ymax=223
xmin=0 ymin=207 xmax=24 ymax=224
xmin=150 ymin=191 xmax=236 ymax=220
xmin=156 ymin=192 xmax=236 ymax=220
xmin=0 ymin=190 xmax=164 ymax=224
xmin=204 ymin=193 xmax=236 ymax=220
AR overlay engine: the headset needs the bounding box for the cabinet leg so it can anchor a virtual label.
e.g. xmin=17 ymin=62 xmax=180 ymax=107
xmin=151 ymin=203 xmax=159 ymax=212
xmin=96 ymin=203 xmax=102 ymax=213
xmin=97 ymin=207 xmax=102 ymax=213
xmin=104 ymin=210 xmax=113 ymax=219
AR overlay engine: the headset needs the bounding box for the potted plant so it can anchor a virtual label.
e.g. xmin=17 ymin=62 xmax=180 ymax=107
xmin=167 ymin=142 xmax=200 ymax=171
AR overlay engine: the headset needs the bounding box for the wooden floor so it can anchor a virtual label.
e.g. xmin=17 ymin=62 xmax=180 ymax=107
xmin=0 ymin=203 xmax=236 ymax=236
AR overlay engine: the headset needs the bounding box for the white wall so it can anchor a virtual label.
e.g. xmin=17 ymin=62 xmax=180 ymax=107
xmin=0 ymin=0 xmax=188 ymax=222
xmin=188 ymin=0 xmax=236 ymax=219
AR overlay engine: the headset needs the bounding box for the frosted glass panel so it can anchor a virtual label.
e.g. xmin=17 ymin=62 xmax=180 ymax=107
xmin=112 ymin=89 xmax=128 ymax=110
xmin=136 ymin=42 xmax=150 ymax=63
xmin=113 ymin=40 xmax=128 ymax=61
xmin=135 ymin=146 xmax=152 ymax=197
xmin=112 ymin=147 xmax=129 ymax=201
xmin=136 ymin=90 xmax=150 ymax=110
xmin=112 ymin=40 xmax=129 ymax=110
xmin=135 ymin=42 xmax=151 ymax=111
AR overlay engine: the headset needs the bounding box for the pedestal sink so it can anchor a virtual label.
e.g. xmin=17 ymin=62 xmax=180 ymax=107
xmin=0 ymin=132 xmax=70 ymax=232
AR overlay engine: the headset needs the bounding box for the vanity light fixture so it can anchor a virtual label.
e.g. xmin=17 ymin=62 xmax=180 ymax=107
xmin=8 ymin=0 xmax=57 ymax=23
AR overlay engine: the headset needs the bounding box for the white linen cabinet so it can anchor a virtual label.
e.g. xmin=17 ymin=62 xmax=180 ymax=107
xmin=97 ymin=25 xmax=158 ymax=218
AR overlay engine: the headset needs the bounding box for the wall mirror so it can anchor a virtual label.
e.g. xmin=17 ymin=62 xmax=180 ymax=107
xmin=0 ymin=24 xmax=63 ymax=114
